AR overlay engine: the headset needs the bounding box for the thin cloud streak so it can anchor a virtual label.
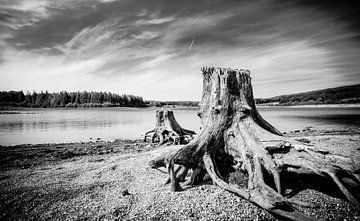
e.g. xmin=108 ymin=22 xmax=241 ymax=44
xmin=188 ymin=37 xmax=195 ymax=51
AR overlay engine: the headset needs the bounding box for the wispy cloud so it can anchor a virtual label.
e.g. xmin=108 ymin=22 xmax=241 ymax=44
xmin=0 ymin=0 xmax=359 ymax=100
xmin=135 ymin=16 xmax=174 ymax=26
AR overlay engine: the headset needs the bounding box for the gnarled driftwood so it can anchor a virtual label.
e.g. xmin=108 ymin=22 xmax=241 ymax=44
xmin=144 ymin=109 xmax=195 ymax=145
xmin=149 ymin=67 xmax=360 ymax=221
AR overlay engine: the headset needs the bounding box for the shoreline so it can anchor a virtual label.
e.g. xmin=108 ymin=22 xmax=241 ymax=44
xmin=1 ymin=103 xmax=360 ymax=112
xmin=2 ymin=127 xmax=359 ymax=147
xmin=257 ymin=103 xmax=360 ymax=108
xmin=1 ymin=130 xmax=360 ymax=220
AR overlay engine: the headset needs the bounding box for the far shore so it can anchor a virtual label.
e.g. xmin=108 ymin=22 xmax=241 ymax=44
xmin=0 ymin=105 xmax=150 ymax=111
xmin=1 ymin=103 xmax=360 ymax=112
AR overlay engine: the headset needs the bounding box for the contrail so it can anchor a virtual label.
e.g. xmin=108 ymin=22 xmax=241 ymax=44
xmin=188 ymin=37 xmax=195 ymax=50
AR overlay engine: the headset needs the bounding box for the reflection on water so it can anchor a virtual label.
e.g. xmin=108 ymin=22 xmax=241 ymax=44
xmin=0 ymin=107 xmax=200 ymax=145
xmin=0 ymin=114 xmax=135 ymax=131
xmin=259 ymin=106 xmax=360 ymax=131
xmin=0 ymin=106 xmax=359 ymax=145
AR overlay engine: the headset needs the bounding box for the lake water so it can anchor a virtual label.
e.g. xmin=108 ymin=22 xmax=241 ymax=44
xmin=0 ymin=106 xmax=360 ymax=146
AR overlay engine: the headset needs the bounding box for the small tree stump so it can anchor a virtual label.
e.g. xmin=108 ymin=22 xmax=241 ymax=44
xmin=144 ymin=109 xmax=195 ymax=145
xmin=149 ymin=67 xmax=360 ymax=221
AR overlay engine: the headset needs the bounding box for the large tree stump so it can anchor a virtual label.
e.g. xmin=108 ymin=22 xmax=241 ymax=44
xmin=149 ymin=67 xmax=360 ymax=221
xmin=144 ymin=109 xmax=195 ymax=145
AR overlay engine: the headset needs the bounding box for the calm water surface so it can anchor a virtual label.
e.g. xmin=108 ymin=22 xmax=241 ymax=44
xmin=0 ymin=106 xmax=359 ymax=145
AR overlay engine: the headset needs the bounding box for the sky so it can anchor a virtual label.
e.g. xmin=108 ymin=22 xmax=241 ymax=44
xmin=0 ymin=0 xmax=359 ymax=101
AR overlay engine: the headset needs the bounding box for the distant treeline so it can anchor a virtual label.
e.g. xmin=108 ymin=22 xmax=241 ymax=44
xmin=0 ymin=91 xmax=147 ymax=108
xmin=149 ymin=84 xmax=360 ymax=107
xmin=256 ymin=84 xmax=360 ymax=106
xmin=148 ymin=101 xmax=199 ymax=107
xmin=2 ymin=84 xmax=359 ymax=108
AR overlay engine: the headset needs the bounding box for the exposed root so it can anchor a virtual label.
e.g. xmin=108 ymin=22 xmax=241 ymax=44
xmin=204 ymin=153 xmax=317 ymax=221
xmin=144 ymin=129 xmax=155 ymax=142
xmin=144 ymin=109 xmax=195 ymax=146
xmin=203 ymin=153 xmax=249 ymax=198
xmin=327 ymin=171 xmax=360 ymax=209
xmin=286 ymin=198 xmax=319 ymax=208
xmin=148 ymin=67 xmax=360 ymax=221
xmin=166 ymin=158 xmax=183 ymax=192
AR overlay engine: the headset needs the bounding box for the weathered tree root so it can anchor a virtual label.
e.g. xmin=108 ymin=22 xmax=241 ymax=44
xmin=144 ymin=109 xmax=195 ymax=146
xmin=149 ymin=67 xmax=360 ymax=221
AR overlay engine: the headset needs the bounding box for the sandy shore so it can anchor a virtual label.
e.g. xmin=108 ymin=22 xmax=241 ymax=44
xmin=1 ymin=130 xmax=360 ymax=220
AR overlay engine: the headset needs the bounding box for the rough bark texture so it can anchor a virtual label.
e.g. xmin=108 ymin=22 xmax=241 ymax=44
xmin=149 ymin=67 xmax=360 ymax=221
xmin=144 ymin=109 xmax=195 ymax=145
